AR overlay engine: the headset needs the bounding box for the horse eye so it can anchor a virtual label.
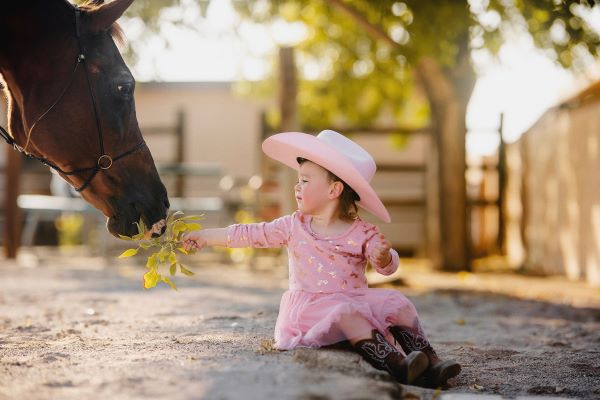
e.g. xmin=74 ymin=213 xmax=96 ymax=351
xmin=116 ymin=82 xmax=133 ymax=96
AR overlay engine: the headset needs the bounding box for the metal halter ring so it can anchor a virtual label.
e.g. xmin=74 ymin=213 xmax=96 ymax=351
xmin=97 ymin=154 xmax=113 ymax=170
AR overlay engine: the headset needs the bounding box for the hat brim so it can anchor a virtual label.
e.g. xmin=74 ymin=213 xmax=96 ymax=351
xmin=262 ymin=132 xmax=391 ymax=223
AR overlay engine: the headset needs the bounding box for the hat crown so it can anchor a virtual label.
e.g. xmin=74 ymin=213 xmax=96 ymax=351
xmin=317 ymin=130 xmax=376 ymax=181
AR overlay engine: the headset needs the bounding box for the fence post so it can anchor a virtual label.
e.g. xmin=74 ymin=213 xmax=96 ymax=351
xmin=4 ymin=148 xmax=22 ymax=258
xmin=497 ymin=113 xmax=506 ymax=254
xmin=175 ymin=109 xmax=185 ymax=197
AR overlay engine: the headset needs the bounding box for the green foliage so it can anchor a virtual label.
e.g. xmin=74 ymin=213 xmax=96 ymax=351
xmin=118 ymin=211 xmax=203 ymax=291
xmin=472 ymin=0 xmax=600 ymax=72
xmin=123 ymin=0 xmax=599 ymax=128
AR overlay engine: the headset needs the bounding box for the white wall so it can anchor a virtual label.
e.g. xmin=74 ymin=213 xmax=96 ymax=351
xmin=511 ymin=93 xmax=600 ymax=287
xmin=135 ymin=82 xmax=263 ymax=181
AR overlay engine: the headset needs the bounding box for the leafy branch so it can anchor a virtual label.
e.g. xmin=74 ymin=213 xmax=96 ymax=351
xmin=118 ymin=211 xmax=203 ymax=291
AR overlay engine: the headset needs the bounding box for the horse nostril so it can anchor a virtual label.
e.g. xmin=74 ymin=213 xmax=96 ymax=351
xmin=151 ymin=225 xmax=166 ymax=238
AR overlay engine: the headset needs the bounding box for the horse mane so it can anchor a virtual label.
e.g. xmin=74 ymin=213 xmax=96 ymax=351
xmin=77 ymin=0 xmax=126 ymax=47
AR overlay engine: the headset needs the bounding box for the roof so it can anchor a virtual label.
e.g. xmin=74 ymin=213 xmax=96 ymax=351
xmin=558 ymin=79 xmax=600 ymax=109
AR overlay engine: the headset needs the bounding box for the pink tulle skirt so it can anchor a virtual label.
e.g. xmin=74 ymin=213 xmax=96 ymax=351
xmin=274 ymin=288 xmax=421 ymax=351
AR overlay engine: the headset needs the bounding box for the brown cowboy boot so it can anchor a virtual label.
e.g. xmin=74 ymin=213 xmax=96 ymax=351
xmin=353 ymin=329 xmax=429 ymax=384
xmin=389 ymin=325 xmax=461 ymax=388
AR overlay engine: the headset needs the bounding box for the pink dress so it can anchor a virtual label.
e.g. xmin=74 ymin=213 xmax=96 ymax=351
xmin=226 ymin=211 xmax=423 ymax=351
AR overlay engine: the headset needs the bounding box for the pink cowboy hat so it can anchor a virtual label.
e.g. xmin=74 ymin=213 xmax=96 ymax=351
xmin=262 ymin=129 xmax=391 ymax=223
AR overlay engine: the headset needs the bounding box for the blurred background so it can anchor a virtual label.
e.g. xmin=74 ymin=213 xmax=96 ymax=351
xmin=2 ymin=0 xmax=600 ymax=286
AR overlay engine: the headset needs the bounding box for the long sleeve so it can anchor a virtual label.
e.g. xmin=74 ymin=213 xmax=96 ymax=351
xmin=364 ymin=227 xmax=400 ymax=276
xmin=226 ymin=213 xmax=294 ymax=248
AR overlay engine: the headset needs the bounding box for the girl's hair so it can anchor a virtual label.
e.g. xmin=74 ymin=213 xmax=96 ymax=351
xmin=297 ymin=157 xmax=361 ymax=220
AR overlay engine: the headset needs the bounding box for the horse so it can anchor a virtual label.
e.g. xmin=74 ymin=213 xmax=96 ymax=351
xmin=0 ymin=0 xmax=169 ymax=238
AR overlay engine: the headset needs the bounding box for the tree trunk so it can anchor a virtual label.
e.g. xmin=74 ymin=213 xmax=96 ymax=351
xmin=278 ymin=47 xmax=299 ymax=216
xmin=322 ymin=0 xmax=477 ymax=270
xmin=416 ymin=51 xmax=475 ymax=271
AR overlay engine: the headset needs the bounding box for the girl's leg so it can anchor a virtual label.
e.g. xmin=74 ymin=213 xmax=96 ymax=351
xmin=337 ymin=312 xmax=429 ymax=384
xmin=337 ymin=312 xmax=377 ymax=345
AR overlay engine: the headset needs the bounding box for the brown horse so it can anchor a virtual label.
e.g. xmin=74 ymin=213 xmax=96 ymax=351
xmin=0 ymin=0 xmax=169 ymax=237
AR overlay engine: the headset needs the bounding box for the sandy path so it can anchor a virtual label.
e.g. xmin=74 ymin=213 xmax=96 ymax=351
xmin=1 ymin=255 xmax=599 ymax=399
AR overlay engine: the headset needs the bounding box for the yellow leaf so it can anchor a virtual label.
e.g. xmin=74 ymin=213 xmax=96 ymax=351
xmin=168 ymin=252 xmax=177 ymax=264
xmin=158 ymin=247 xmax=170 ymax=263
xmin=143 ymin=269 xmax=160 ymax=289
xmin=173 ymin=221 xmax=186 ymax=234
xmin=185 ymin=223 xmax=201 ymax=231
xmin=161 ymin=276 xmax=178 ymax=291
xmin=118 ymin=248 xmax=138 ymax=258
xmin=169 ymin=263 xmax=176 ymax=276
xmin=118 ymin=234 xmax=133 ymax=241
xmin=176 ymin=247 xmax=188 ymax=255
xmin=146 ymin=254 xmax=157 ymax=268
xmin=178 ymin=214 xmax=204 ymax=221
xmin=135 ymin=219 xmax=147 ymax=235
xmin=179 ymin=264 xmax=194 ymax=276
xmin=132 ymin=232 xmax=145 ymax=241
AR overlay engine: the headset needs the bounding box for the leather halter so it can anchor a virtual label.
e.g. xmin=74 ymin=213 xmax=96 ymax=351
xmin=0 ymin=7 xmax=145 ymax=192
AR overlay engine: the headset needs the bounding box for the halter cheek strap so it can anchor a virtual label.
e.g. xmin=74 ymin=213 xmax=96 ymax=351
xmin=0 ymin=7 xmax=145 ymax=192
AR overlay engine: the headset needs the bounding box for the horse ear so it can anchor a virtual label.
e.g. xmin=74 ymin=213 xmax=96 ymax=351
xmin=86 ymin=0 xmax=134 ymax=33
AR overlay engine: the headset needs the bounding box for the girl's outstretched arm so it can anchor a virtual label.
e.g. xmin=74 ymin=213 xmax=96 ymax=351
xmin=182 ymin=213 xmax=294 ymax=252
xmin=182 ymin=228 xmax=228 ymax=251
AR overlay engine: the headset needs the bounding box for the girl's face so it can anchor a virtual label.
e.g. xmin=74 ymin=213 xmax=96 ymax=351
xmin=295 ymin=161 xmax=335 ymax=215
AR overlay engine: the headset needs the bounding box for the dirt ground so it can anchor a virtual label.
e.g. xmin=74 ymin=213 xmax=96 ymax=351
xmin=1 ymin=250 xmax=600 ymax=400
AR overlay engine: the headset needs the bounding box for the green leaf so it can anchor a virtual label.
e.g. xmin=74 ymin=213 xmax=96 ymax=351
xmin=143 ymin=268 xmax=160 ymax=289
xmin=161 ymin=276 xmax=178 ymax=291
xmin=118 ymin=234 xmax=133 ymax=241
xmin=118 ymin=248 xmax=138 ymax=258
xmin=179 ymin=264 xmax=194 ymax=276
xmin=168 ymin=251 xmax=177 ymax=264
xmin=169 ymin=263 xmax=177 ymax=276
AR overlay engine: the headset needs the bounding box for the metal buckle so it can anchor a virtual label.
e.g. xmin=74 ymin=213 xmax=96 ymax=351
xmin=97 ymin=154 xmax=113 ymax=170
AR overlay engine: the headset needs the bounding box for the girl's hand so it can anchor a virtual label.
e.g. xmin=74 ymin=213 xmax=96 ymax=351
xmin=372 ymin=234 xmax=393 ymax=271
xmin=182 ymin=231 xmax=207 ymax=253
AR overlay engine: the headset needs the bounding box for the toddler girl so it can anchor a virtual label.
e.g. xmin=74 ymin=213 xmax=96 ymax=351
xmin=183 ymin=130 xmax=461 ymax=387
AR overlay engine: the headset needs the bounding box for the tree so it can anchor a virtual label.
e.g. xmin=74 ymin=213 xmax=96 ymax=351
xmin=123 ymin=0 xmax=600 ymax=270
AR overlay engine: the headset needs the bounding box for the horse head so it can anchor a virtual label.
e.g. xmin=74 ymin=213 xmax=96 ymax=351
xmin=0 ymin=0 xmax=169 ymax=238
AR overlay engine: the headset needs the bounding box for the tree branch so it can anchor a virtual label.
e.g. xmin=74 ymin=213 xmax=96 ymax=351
xmin=325 ymin=0 xmax=400 ymax=50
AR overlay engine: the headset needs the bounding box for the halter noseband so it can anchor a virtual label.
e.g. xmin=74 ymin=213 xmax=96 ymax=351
xmin=0 ymin=7 xmax=145 ymax=192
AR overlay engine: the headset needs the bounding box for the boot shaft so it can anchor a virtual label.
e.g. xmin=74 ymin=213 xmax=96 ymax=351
xmin=389 ymin=325 xmax=441 ymax=365
xmin=353 ymin=329 xmax=429 ymax=384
